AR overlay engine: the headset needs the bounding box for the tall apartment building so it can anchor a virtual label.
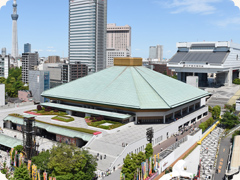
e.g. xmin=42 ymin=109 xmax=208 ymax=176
xmin=46 ymin=56 xmax=60 ymax=63
xmin=22 ymin=52 xmax=39 ymax=83
xmin=62 ymin=63 xmax=88 ymax=83
xmin=149 ymin=45 xmax=163 ymax=61
xmin=43 ymin=63 xmax=63 ymax=88
xmin=69 ymin=0 xmax=107 ymax=74
xmin=0 ymin=48 xmax=10 ymax=78
xmin=106 ymin=23 xmax=131 ymax=67
xmin=24 ymin=43 xmax=31 ymax=53
xmin=29 ymin=70 xmax=50 ymax=103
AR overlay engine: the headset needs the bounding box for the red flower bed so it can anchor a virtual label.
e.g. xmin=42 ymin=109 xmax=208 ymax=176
xmin=24 ymin=111 xmax=41 ymax=115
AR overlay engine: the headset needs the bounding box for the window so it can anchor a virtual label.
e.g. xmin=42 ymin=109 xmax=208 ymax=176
xmin=237 ymin=55 xmax=239 ymax=61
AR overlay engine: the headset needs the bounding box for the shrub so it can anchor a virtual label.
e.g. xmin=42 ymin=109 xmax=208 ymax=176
xmin=233 ymin=78 xmax=240 ymax=85
xmin=37 ymin=105 xmax=42 ymax=111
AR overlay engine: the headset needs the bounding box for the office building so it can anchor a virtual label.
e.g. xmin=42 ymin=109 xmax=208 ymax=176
xmin=43 ymin=63 xmax=63 ymax=88
xmin=106 ymin=49 xmax=130 ymax=67
xmin=22 ymin=52 xmax=39 ymax=83
xmin=11 ymin=0 xmax=19 ymax=59
xmin=69 ymin=0 xmax=107 ymax=73
xmin=46 ymin=56 xmax=60 ymax=63
xmin=61 ymin=63 xmax=88 ymax=83
xmin=149 ymin=45 xmax=163 ymax=61
xmin=0 ymin=48 xmax=10 ymax=78
xmin=106 ymin=24 xmax=131 ymax=67
xmin=24 ymin=43 xmax=31 ymax=53
xmin=29 ymin=70 xmax=50 ymax=103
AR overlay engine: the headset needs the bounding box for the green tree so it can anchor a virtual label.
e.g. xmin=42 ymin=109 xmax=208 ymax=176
xmin=212 ymin=105 xmax=221 ymax=119
xmin=220 ymin=111 xmax=239 ymax=129
xmin=12 ymin=165 xmax=31 ymax=180
xmin=48 ymin=143 xmax=97 ymax=180
xmin=11 ymin=145 xmax=24 ymax=162
xmin=121 ymin=154 xmax=137 ymax=180
xmin=31 ymin=150 xmax=50 ymax=174
xmin=199 ymin=122 xmax=207 ymax=132
xmin=0 ymin=77 xmax=6 ymax=84
xmin=136 ymin=151 xmax=146 ymax=169
xmin=145 ymin=143 xmax=153 ymax=160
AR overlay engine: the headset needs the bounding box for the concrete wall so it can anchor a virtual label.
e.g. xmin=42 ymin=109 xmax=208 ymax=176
xmin=159 ymin=130 xmax=202 ymax=172
xmin=0 ymin=84 xmax=5 ymax=106
xmin=109 ymin=106 xmax=208 ymax=170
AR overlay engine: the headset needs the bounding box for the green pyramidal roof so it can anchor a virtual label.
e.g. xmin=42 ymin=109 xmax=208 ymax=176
xmin=41 ymin=66 xmax=209 ymax=109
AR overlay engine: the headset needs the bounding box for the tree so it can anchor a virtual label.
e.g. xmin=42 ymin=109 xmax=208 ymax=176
xmin=11 ymin=145 xmax=24 ymax=162
xmin=145 ymin=143 xmax=153 ymax=160
xmin=220 ymin=111 xmax=239 ymax=129
xmin=0 ymin=77 xmax=6 ymax=84
xmin=136 ymin=151 xmax=146 ymax=168
xmin=121 ymin=154 xmax=137 ymax=180
xmin=31 ymin=150 xmax=50 ymax=173
xmin=48 ymin=143 xmax=97 ymax=180
xmin=212 ymin=105 xmax=221 ymax=119
xmin=12 ymin=165 xmax=31 ymax=180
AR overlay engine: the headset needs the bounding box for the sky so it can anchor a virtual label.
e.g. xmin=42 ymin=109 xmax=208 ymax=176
xmin=0 ymin=0 xmax=240 ymax=59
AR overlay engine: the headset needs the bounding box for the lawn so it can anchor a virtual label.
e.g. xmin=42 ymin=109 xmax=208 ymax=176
xmin=86 ymin=119 xmax=123 ymax=130
xmin=51 ymin=115 xmax=74 ymax=122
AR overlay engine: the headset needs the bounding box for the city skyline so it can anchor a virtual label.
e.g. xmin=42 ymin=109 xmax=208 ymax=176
xmin=0 ymin=0 xmax=240 ymax=58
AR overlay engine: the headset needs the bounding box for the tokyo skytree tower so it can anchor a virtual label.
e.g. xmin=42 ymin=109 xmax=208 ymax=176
xmin=11 ymin=0 xmax=19 ymax=59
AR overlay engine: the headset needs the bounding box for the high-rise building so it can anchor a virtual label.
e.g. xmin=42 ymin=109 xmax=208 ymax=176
xmin=69 ymin=0 xmax=107 ymax=73
xmin=22 ymin=52 xmax=39 ymax=83
xmin=29 ymin=70 xmax=50 ymax=103
xmin=149 ymin=45 xmax=163 ymax=61
xmin=46 ymin=56 xmax=60 ymax=63
xmin=24 ymin=43 xmax=31 ymax=53
xmin=11 ymin=0 xmax=19 ymax=59
xmin=0 ymin=48 xmax=10 ymax=79
xmin=107 ymin=23 xmax=131 ymax=51
xmin=106 ymin=24 xmax=131 ymax=67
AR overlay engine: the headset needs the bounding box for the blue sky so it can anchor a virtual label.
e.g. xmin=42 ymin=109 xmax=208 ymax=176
xmin=0 ymin=0 xmax=240 ymax=58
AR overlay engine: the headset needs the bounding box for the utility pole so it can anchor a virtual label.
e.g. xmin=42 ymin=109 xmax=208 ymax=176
xmin=146 ymin=127 xmax=154 ymax=144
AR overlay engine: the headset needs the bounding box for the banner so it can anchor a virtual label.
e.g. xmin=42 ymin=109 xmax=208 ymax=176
xmin=38 ymin=169 xmax=41 ymax=180
xmin=144 ymin=161 xmax=147 ymax=179
xmin=32 ymin=164 xmax=37 ymax=180
xmin=19 ymin=153 xmax=23 ymax=167
xmin=14 ymin=150 xmax=17 ymax=167
xmin=141 ymin=162 xmax=144 ymax=180
xmin=154 ymin=155 xmax=157 ymax=171
xmin=149 ymin=157 xmax=152 ymax=175
xmin=43 ymin=172 xmax=47 ymax=180
xmin=28 ymin=160 xmax=32 ymax=172
xmin=49 ymin=177 xmax=52 ymax=180
xmin=53 ymin=178 xmax=56 ymax=180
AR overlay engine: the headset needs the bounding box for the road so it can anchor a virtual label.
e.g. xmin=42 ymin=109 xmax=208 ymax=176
xmin=213 ymin=135 xmax=231 ymax=180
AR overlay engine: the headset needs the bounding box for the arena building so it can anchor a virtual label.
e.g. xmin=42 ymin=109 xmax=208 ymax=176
xmin=41 ymin=57 xmax=209 ymax=127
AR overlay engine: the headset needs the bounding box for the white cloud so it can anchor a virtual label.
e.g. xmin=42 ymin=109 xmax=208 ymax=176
xmin=232 ymin=0 xmax=240 ymax=10
xmin=0 ymin=0 xmax=10 ymax=9
xmin=215 ymin=17 xmax=240 ymax=27
xmin=47 ymin=49 xmax=56 ymax=52
xmin=157 ymin=0 xmax=221 ymax=15
xmin=33 ymin=49 xmax=43 ymax=52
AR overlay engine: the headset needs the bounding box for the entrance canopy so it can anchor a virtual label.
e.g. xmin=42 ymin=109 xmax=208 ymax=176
xmin=41 ymin=102 xmax=131 ymax=120
xmin=0 ymin=133 xmax=22 ymax=148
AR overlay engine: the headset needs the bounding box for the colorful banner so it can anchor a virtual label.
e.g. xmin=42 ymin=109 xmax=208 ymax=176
xmin=53 ymin=178 xmax=56 ymax=180
xmin=38 ymin=169 xmax=41 ymax=180
xmin=19 ymin=153 xmax=23 ymax=167
xmin=28 ymin=160 xmax=32 ymax=172
xmin=49 ymin=177 xmax=52 ymax=180
xmin=14 ymin=150 xmax=17 ymax=167
xmin=43 ymin=172 xmax=47 ymax=180
xmin=141 ymin=162 xmax=144 ymax=180
xmin=154 ymin=155 xmax=157 ymax=171
xmin=145 ymin=161 xmax=147 ymax=179
xmin=149 ymin=157 xmax=152 ymax=175
xmin=32 ymin=164 xmax=37 ymax=180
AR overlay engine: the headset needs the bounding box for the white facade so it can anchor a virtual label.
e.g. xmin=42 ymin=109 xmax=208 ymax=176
xmin=69 ymin=0 xmax=107 ymax=73
xmin=106 ymin=49 xmax=130 ymax=67
xmin=0 ymin=55 xmax=9 ymax=79
xmin=0 ymin=84 xmax=5 ymax=106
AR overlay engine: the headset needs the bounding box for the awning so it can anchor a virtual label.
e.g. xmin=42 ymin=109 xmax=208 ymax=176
xmin=0 ymin=134 xmax=22 ymax=148
xmin=41 ymin=102 xmax=131 ymax=120
xmin=4 ymin=116 xmax=93 ymax=142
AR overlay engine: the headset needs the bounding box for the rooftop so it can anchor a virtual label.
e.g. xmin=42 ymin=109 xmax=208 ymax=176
xmin=42 ymin=58 xmax=209 ymax=110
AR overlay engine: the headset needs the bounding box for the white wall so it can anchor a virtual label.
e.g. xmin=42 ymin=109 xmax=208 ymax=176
xmin=110 ymin=106 xmax=208 ymax=170
xmin=0 ymin=84 xmax=5 ymax=106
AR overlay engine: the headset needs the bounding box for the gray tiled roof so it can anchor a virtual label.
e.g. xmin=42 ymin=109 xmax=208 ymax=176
xmin=169 ymin=51 xmax=229 ymax=64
